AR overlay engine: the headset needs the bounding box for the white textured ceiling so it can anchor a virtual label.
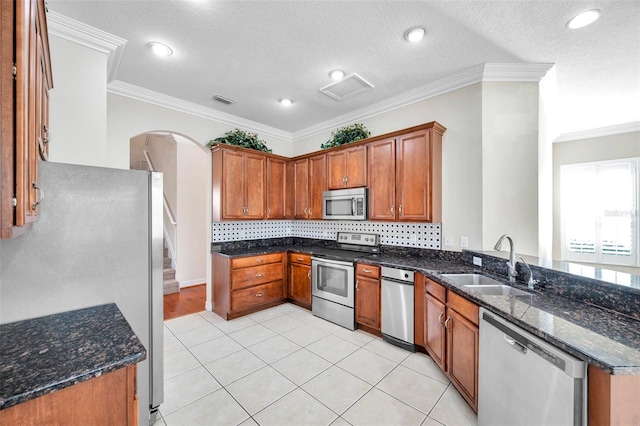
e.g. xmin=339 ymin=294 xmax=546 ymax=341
xmin=47 ymin=0 xmax=640 ymax=136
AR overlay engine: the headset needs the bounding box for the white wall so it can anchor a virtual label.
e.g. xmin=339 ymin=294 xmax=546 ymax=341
xmin=49 ymin=35 xmax=108 ymax=167
xmin=107 ymin=94 xmax=293 ymax=169
xmin=176 ymin=140 xmax=208 ymax=286
xmin=552 ymin=131 xmax=640 ymax=271
xmin=481 ymin=82 xmax=540 ymax=256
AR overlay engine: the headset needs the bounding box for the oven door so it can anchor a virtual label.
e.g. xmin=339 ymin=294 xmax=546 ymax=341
xmin=311 ymin=258 xmax=355 ymax=308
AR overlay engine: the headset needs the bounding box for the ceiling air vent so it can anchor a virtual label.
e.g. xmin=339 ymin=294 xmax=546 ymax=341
xmin=212 ymin=94 xmax=237 ymax=105
xmin=320 ymin=73 xmax=374 ymax=101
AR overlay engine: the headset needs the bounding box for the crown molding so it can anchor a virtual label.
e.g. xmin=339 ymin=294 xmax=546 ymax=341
xmin=107 ymin=80 xmax=294 ymax=141
xmin=555 ymin=121 xmax=640 ymax=143
xmin=47 ymin=11 xmax=127 ymax=83
xmin=482 ymin=63 xmax=554 ymax=82
xmin=293 ymin=63 xmax=553 ymax=140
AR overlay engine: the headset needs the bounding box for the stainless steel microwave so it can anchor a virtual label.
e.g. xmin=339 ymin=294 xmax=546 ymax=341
xmin=322 ymin=188 xmax=367 ymax=220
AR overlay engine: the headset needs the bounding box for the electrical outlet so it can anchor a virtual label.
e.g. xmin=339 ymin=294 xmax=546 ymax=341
xmin=240 ymin=230 xmax=246 ymax=239
xmin=445 ymin=235 xmax=453 ymax=246
xmin=410 ymin=234 xmax=417 ymax=245
xmin=473 ymin=256 xmax=482 ymax=267
xmin=460 ymin=236 xmax=469 ymax=248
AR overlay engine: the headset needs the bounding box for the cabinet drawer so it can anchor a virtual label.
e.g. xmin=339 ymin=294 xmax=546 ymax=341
xmin=232 ymin=263 xmax=283 ymax=290
xmin=356 ymin=263 xmax=380 ymax=278
xmin=232 ymin=281 xmax=285 ymax=312
xmin=425 ymin=278 xmax=446 ymax=302
xmin=447 ymin=291 xmax=479 ymax=326
xmin=232 ymin=253 xmax=283 ymax=269
xmin=288 ymin=253 xmax=311 ymax=265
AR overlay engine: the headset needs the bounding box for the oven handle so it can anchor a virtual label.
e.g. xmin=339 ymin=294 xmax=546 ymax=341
xmin=352 ymin=197 xmax=356 ymax=215
xmin=311 ymin=257 xmax=354 ymax=268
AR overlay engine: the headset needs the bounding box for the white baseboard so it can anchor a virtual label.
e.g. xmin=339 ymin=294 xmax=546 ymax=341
xmin=179 ymin=278 xmax=206 ymax=288
xmin=205 ymin=301 xmax=213 ymax=311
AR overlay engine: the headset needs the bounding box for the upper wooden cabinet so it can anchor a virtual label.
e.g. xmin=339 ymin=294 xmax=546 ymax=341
xmin=293 ymin=154 xmax=326 ymax=219
xmin=327 ymin=145 xmax=367 ymax=189
xmin=266 ymin=157 xmax=287 ymax=219
xmin=1 ymin=0 xmax=52 ymax=239
xmin=368 ymin=124 xmax=444 ymax=222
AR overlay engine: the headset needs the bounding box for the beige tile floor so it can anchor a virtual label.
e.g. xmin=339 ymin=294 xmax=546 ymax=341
xmin=156 ymin=303 xmax=477 ymax=426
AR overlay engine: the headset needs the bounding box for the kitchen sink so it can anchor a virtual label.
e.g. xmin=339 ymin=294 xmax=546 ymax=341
xmin=441 ymin=274 xmax=531 ymax=297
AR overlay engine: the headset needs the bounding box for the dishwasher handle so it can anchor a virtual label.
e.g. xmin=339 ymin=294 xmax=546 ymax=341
xmin=482 ymin=311 xmax=567 ymax=373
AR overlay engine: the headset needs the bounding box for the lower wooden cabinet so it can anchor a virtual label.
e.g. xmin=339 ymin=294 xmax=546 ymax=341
xmin=212 ymin=252 xmax=286 ymax=319
xmin=424 ymin=277 xmax=479 ymax=412
xmin=355 ymin=264 xmax=381 ymax=331
xmin=0 ymin=365 xmax=137 ymax=425
xmin=288 ymin=253 xmax=312 ymax=309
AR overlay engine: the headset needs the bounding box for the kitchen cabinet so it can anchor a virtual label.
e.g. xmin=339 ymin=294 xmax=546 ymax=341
xmin=212 ymin=252 xmax=286 ymax=319
xmin=327 ymin=145 xmax=367 ymax=189
xmin=293 ymin=154 xmax=326 ymax=219
xmin=288 ymin=252 xmax=312 ymax=309
xmin=211 ymin=145 xmax=293 ymax=221
xmin=1 ymin=0 xmax=52 ymax=239
xmin=0 ymin=365 xmax=137 ymax=425
xmin=368 ymin=123 xmax=444 ymax=222
xmin=424 ymin=277 xmax=479 ymax=412
xmin=355 ymin=263 xmax=381 ymax=331
xmin=266 ymin=157 xmax=287 ymax=219
xmin=588 ymin=364 xmax=640 ymax=426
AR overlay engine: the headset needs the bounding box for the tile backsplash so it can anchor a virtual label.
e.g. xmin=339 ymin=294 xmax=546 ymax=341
xmin=211 ymin=220 xmax=441 ymax=249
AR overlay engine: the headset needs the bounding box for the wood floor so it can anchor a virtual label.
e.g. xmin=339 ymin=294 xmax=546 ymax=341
xmin=163 ymin=284 xmax=206 ymax=320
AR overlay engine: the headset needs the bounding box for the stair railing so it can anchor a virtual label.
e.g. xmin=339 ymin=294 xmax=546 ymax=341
xmin=143 ymin=150 xmax=178 ymax=266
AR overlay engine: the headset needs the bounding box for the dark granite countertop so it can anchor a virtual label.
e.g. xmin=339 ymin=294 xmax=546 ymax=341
xmin=213 ymin=243 xmax=640 ymax=375
xmin=0 ymin=304 xmax=146 ymax=410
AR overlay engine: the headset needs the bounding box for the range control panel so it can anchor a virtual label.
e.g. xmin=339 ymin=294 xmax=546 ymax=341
xmin=336 ymin=232 xmax=380 ymax=247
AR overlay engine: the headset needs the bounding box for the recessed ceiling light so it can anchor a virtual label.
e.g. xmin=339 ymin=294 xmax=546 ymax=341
xmin=567 ymin=10 xmax=601 ymax=29
xmin=148 ymin=42 xmax=173 ymax=57
xmin=329 ymin=70 xmax=345 ymax=81
xmin=280 ymin=98 xmax=293 ymax=106
xmin=403 ymin=26 xmax=426 ymax=42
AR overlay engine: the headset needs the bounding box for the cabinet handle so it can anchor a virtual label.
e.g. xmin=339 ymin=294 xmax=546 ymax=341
xmin=438 ymin=313 xmax=444 ymax=326
xmin=343 ymin=176 xmax=347 ymax=184
xmin=444 ymin=316 xmax=451 ymax=330
xmin=355 ymin=280 xmax=359 ymax=291
xmin=308 ymin=271 xmax=311 ymax=279
xmin=399 ymin=204 xmax=403 ymax=215
xmin=391 ymin=204 xmax=394 ymax=215
xmin=32 ymin=182 xmax=44 ymax=209
xmin=256 ymin=273 xmax=263 ymax=277
xmin=267 ymin=207 xmax=271 ymax=216
xmin=363 ymin=268 xmax=372 ymax=273
xmin=256 ymin=259 xmax=264 ymax=263
xmin=256 ymin=292 xmax=263 ymax=297
xmin=297 ymin=257 xmax=304 ymax=261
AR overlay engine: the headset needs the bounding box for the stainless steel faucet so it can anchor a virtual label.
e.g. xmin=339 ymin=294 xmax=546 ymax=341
xmin=517 ymin=257 xmax=539 ymax=290
xmin=494 ymin=234 xmax=517 ymax=283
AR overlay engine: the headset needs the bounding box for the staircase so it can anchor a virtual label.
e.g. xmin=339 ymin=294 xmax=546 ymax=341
xmin=163 ymin=245 xmax=179 ymax=295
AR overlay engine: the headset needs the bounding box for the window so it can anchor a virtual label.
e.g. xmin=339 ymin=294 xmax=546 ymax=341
xmin=561 ymin=158 xmax=639 ymax=267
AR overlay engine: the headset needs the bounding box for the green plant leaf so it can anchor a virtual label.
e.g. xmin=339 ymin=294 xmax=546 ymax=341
xmin=321 ymin=123 xmax=370 ymax=149
xmin=206 ymin=128 xmax=272 ymax=153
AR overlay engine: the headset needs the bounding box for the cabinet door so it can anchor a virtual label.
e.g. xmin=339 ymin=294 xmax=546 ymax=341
xmin=446 ymin=307 xmax=479 ymax=411
xmin=355 ymin=276 xmax=381 ymax=330
xmin=367 ymin=138 xmax=396 ymax=220
xmin=396 ymin=130 xmax=431 ymax=221
xmin=308 ymin=154 xmax=326 ymax=219
xmin=266 ymin=157 xmax=286 ymax=219
xmin=221 ymin=150 xmax=246 ymax=219
xmin=293 ymin=159 xmax=309 ymax=219
xmin=327 ymin=150 xmax=347 ymax=189
xmin=425 ymin=293 xmax=446 ymax=371
xmin=288 ymin=262 xmax=311 ymax=306
xmin=344 ymin=145 xmax=367 ymax=188
xmin=244 ymin=152 xmax=266 ymax=219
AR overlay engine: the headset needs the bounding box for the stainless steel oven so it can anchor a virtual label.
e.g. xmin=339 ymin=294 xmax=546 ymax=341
xmin=311 ymin=232 xmax=379 ymax=330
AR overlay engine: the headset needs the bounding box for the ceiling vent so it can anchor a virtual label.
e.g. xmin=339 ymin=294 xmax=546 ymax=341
xmin=212 ymin=94 xmax=237 ymax=105
xmin=319 ymin=73 xmax=374 ymax=101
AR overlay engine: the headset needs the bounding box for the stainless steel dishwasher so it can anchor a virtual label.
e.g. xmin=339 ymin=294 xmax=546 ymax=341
xmin=381 ymin=266 xmax=415 ymax=352
xmin=478 ymin=308 xmax=586 ymax=426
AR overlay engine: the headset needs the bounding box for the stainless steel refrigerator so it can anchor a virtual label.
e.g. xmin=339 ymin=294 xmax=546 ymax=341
xmin=0 ymin=161 xmax=164 ymax=425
